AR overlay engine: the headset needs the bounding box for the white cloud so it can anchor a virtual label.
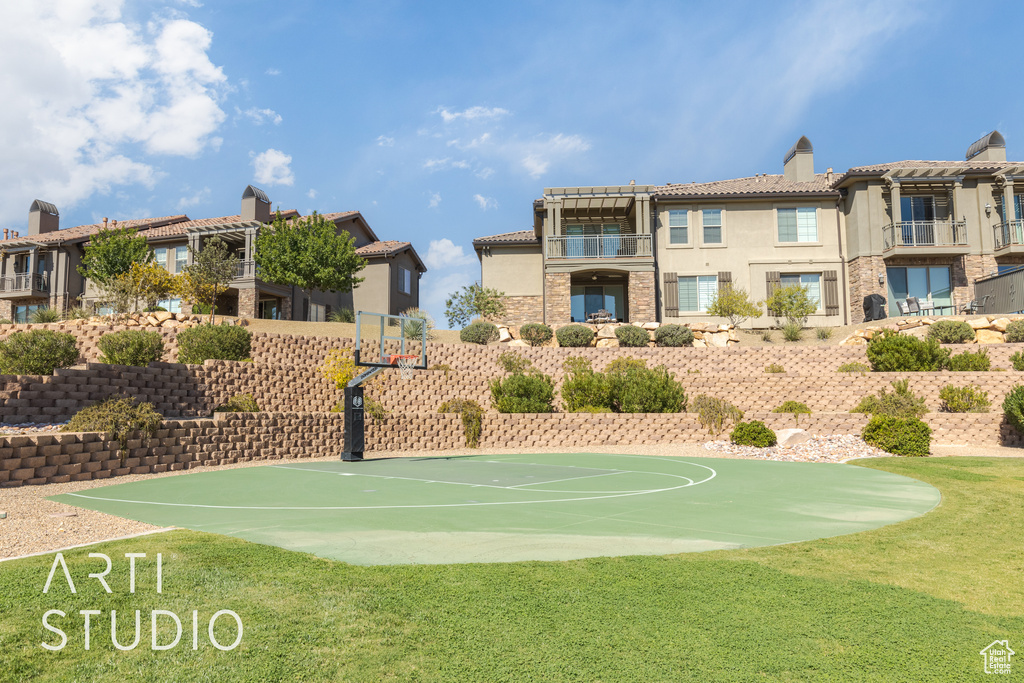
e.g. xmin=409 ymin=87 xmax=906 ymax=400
xmin=0 ymin=1 xmax=228 ymax=222
xmin=423 ymin=157 xmax=471 ymax=172
xmin=420 ymin=270 xmax=478 ymax=330
xmin=177 ymin=186 xmax=211 ymax=210
xmin=476 ymin=167 xmax=495 ymax=180
xmin=242 ymin=107 xmax=282 ymax=125
xmin=424 ymin=238 xmax=475 ymax=270
xmin=473 ymin=194 xmax=498 ymax=211
xmin=265 ymin=67 xmax=281 ymax=76
xmin=518 ymin=134 xmax=591 ymax=178
xmin=307 ymin=188 xmax=318 ymax=199
xmin=436 ymin=106 xmax=509 ymax=124
xmin=251 ymin=148 xmax=294 ymax=186
xmin=428 ymin=192 xmax=442 ymax=208
xmin=376 ymin=135 xmax=395 ymax=147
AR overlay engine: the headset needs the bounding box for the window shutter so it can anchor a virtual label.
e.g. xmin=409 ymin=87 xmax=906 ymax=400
xmin=766 ymin=271 xmax=781 ymax=317
xmin=823 ymin=270 xmax=839 ymax=316
xmin=664 ymin=272 xmax=678 ymax=317
xmin=717 ymin=271 xmax=732 ymax=292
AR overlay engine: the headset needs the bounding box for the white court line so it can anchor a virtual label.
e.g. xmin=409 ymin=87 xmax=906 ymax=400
xmin=269 ymin=465 xmax=637 ymax=491
xmin=62 ymin=456 xmax=718 ymax=511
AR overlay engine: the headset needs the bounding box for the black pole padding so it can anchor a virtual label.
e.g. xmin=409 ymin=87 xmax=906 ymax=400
xmin=342 ymin=386 xmax=364 ymax=461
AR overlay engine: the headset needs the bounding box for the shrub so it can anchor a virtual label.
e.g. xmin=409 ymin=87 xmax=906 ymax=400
xmin=561 ymin=356 xmax=612 ymax=412
xmin=519 ymin=323 xmax=553 ymax=347
xmin=429 ymin=363 xmax=452 ymax=375
xmin=604 ymin=357 xmax=686 ymax=413
xmin=438 ymin=398 xmax=484 ymax=448
xmin=938 ymin=385 xmax=990 ymax=413
xmin=760 ymin=329 xmax=774 ymax=343
xmin=815 ymin=327 xmax=834 ymax=341
xmin=837 ymin=362 xmax=871 ymax=374
xmin=320 ymin=349 xmax=358 ymax=388
xmin=947 ymin=348 xmax=990 ymax=372
xmin=62 ymin=396 xmax=162 ymax=457
xmin=1012 ymin=351 xmax=1024 ymax=371
xmin=0 ymin=319 xmax=11 ymax=325
xmin=400 ymin=307 xmax=435 ymax=340
xmin=98 ymin=330 xmax=165 ymax=366
xmin=460 ymin=321 xmax=499 ymax=345
xmin=730 ymin=420 xmax=777 ymax=447
xmin=851 ymin=379 xmax=927 ymax=419
xmin=176 ymin=324 xmax=252 ymax=364
xmin=781 ymin=321 xmax=802 ymax=342
xmin=63 ymin=306 xmax=91 ymax=320
xmin=144 ymin=305 xmax=167 ymax=312
xmin=865 ymin=330 xmax=949 ymax=372
xmin=927 ymin=320 xmax=975 ymax=344
xmin=706 ymin=285 xmax=763 ymax=327
xmin=773 ymin=401 xmax=811 ymax=425
xmin=614 ymin=325 xmax=650 ymax=348
xmin=497 ymin=351 xmax=532 ymax=375
xmin=0 ymin=329 xmax=78 ymax=375
xmin=328 ymin=308 xmax=355 ymax=323
xmin=654 ymin=324 xmax=693 ymax=347
xmin=574 ymin=405 xmax=613 ymax=413
xmin=862 ymin=415 xmax=931 ymax=456
xmin=1003 ymin=385 xmax=1024 ymax=434
xmin=765 ymin=284 xmax=816 ymax=326
xmin=489 ymin=372 xmax=555 ymax=413
xmin=764 ymin=363 xmax=785 ymax=373
xmin=691 ymin=394 xmax=743 ymax=436
xmin=214 ymin=394 xmax=260 ymax=413
xmin=556 ymin=324 xmax=594 ymax=347
xmin=1005 ymin=320 xmax=1024 ymax=343
xmin=28 ymin=307 xmax=61 ymax=323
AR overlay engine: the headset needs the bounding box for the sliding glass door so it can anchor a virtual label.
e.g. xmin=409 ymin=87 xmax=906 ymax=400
xmin=886 ymin=266 xmax=951 ymax=315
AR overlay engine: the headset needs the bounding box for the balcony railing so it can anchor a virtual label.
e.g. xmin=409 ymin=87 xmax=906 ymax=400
xmin=546 ymin=234 xmax=652 ymax=259
xmin=235 ymin=260 xmax=257 ymax=278
xmin=0 ymin=272 xmax=48 ymax=294
xmin=994 ymin=220 xmax=1024 ymax=249
xmin=882 ymin=220 xmax=968 ymax=250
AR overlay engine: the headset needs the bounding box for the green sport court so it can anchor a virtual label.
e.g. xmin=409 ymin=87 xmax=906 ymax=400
xmin=51 ymin=453 xmax=940 ymax=565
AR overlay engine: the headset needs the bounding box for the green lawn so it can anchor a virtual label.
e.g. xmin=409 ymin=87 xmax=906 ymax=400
xmin=1 ymin=457 xmax=1021 ymax=682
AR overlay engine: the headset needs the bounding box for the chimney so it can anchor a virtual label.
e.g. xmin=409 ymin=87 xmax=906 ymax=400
xmin=241 ymin=185 xmax=271 ymax=223
xmin=783 ymin=136 xmax=815 ymax=183
xmin=103 ymin=217 xmax=108 ymax=229
xmin=966 ymin=130 xmax=1006 ymax=162
xmin=3 ymin=229 xmax=8 ymax=240
xmin=28 ymin=200 xmax=59 ymax=235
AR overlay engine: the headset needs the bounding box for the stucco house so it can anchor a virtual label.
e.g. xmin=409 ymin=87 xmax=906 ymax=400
xmin=0 ymin=186 xmax=425 ymax=322
xmin=474 ymin=131 xmax=1020 ymax=326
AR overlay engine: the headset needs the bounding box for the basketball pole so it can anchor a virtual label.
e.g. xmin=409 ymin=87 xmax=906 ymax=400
xmin=342 ymin=366 xmax=385 ymax=461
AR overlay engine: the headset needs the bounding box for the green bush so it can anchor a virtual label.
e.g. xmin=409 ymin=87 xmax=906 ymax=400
xmin=764 ymin=363 xmax=785 ymax=373
xmin=460 ymin=321 xmax=499 ymax=345
xmin=0 ymin=329 xmax=79 ymax=375
xmin=1011 ymin=351 xmax=1024 ymax=371
xmin=497 ymin=351 xmax=532 ymax=375
xmin=938 ymin=385 xmax=990 ymax=413
xmin=28 ymin=307 xmax=61 ymax=323
xmin=691 ymin=394 xmax=743 ymax=436
xmin=62 ymin=396 xmax=162 ymax=457
xmin=63 ymin=306 xmax=91 ymax=320
xmin=760 ymin=329 xmax=774 ymax=343
xmin=489 ymin=371 xmax=555 ymax=413
xmin=561 ymin=356 xmax=612 ymax=412
xmin=574 ymin=405 xmax=613 ymax=413
xmin=604 ymin=357 xmax=686 ymax=413
xmin=837 ymin=362 xmax=871 ymax=374
xmin=772 ymin=401 xmax=811 ymax=425
xmin=927 ymin=320 xmax=975 ymax=344
xmin=556 ymin=324 xmax=594 ymax=347
xmin=144 ymin=306 xmax=167 ymax=312
xmin=862 ymin=415 xmax=931 ymax=456
xmin=781 ymin=321 xmax=802 ymax=342
xmin=214 ymin=394 xmax=260 ymax=413
xmin=730 ymin=420 xmax=777 ymax=447
xmin=865 ymin=330 xmax=949 ymax=372
xmin=1003 ymin=385 xmax=1024 ymax=434
xmin=519 ymin=323 xmax=553 ymax=347
xmin=851 ymin=379 xmax=927 ymax=419
xmin=654 ymin=324 xmax=694 ymax=347
xmin=176 ymin=324 xmax=252 ymax=364
xmin=438 ymin=398 xmax=484 ymax=448
xmin=946 ymin=348 xmax=990 ymax=372
xmin=614 ymin=325 xmax=650 ymax=348
xmin=98 ymin=330 xmax=165 ymax=366
xmin=815 ymin=327 xmax=833 ymax=340
xmin=1005 ymin=320 xmax=1024 ymax=343
xmin=328 ymin=308 xmax=355 ymax=323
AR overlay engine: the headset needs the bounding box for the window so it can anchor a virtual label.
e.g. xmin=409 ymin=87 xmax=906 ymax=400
xmin=157 ymin=298 xmax=182 ymax=314
xmin=399 ymin=266 xmax=412 ymax=295
xmin=174 ymin=246 xmax=188 ymax=273
xmin=777 ymin=207 xmax=818 ymax=242
xmin=668 ymin=210 xmax=688 ymax=244
xmin=900 ymin=196 xmax=936 ymax=223
xmin=154 ymin=248 xmax=168 ymax=270
xmin=678 ymin=275 xmax=718 ymax=312
xmin=702 ymin=210 xmax=722 ymax=244
xmin=780 ymin=273 xmax=821 ymax=309
xmin=310 ymin=303 xmax=326 ymax=322
xmin=570 ymin=284 xmax=624 ymax=322
xmin=886 ymin=266 xmax=951 ymax=316
xmin=14 ymin=304 xmax=42 ymax=323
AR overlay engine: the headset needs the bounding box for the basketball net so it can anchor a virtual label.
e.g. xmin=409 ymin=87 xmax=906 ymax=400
xmin=395 ymin=355 xmax=417 ymax=380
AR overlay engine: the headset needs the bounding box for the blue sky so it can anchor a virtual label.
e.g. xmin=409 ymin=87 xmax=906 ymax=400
xmin=3 ymin=0 xmax=1023 ymax=327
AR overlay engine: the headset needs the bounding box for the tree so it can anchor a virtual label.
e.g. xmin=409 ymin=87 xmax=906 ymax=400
xmin=180 ymin=237 xmax=237 ymax=324
xmin=254 ymin=211 xmax=366 ymax=320
xmin=706 ymin=285 xmax=763 ymax=327
xmin=115 ymin=261 xmax=177 ymax=312
xmin=78 ymin=225 xmax=152 ymax=289
xmin=765 ymin=284 xmax=817 ymax=326
xmin=444 ymin=283 xmax=506 ymax=328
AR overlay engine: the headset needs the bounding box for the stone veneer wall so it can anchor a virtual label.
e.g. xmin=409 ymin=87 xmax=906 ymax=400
xmin=627 ymin=271 xmax=656 ymax=322
xmin=543 ymin=272 xmax=571 ymax=323
xmin=499 ymin=295 xmax=544 ymax=325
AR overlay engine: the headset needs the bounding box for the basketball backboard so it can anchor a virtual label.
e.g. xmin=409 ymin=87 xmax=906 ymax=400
xmin=353 ymin=311 xmax=428 ymax=370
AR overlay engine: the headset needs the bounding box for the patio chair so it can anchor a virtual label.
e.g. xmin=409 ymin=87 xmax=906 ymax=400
xmin=961 ymin=295 xmax=991 ymax=315
xmin=896 ymin=300 xmax=910 ymax=316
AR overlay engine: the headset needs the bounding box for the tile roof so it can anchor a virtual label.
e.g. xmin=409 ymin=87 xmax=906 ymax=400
xmin=654 ymin=173 xmax=838 ymax=198
xmin=1 ymin=215 xmax=190 ymax=245
xmin=356 ymin=240 xmax=411 ymax=257
xmin=137 ymin=210 xmax=303 ymax=239
xmin=843 ymin=159 xmax=1016 ymax=173
xmin=472 ymin=230 xmax=539 ymax=244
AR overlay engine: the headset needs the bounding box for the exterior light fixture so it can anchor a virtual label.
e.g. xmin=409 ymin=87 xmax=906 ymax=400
xmin=878 ymin=273 xmax=885 ymax=286
xmin=985 ymin=203 xmax=992 ymax=217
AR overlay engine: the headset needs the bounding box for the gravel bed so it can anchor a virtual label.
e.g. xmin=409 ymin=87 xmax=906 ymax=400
xmin=703 ymin=434 xmax=890 ymax=463
xmin=0 ymin=422 xmax=68 ymax=436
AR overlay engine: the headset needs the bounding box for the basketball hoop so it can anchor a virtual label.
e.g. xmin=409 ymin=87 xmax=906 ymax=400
xmin=389 ymin=354 xmax=419 ymax=380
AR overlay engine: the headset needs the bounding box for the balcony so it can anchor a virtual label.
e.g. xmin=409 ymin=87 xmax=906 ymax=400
xmin=995 ymin=221 xmax=1024 ymax=254
xmin=882 ymin=220 xmax=969 ymax=256
xmin=234 ymin=259 xmax=258 ymax=279
xmin=546 ymin=234 xmax=652 ymax=260
xmin=0 ymin=272 xmax=49 ymax=299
